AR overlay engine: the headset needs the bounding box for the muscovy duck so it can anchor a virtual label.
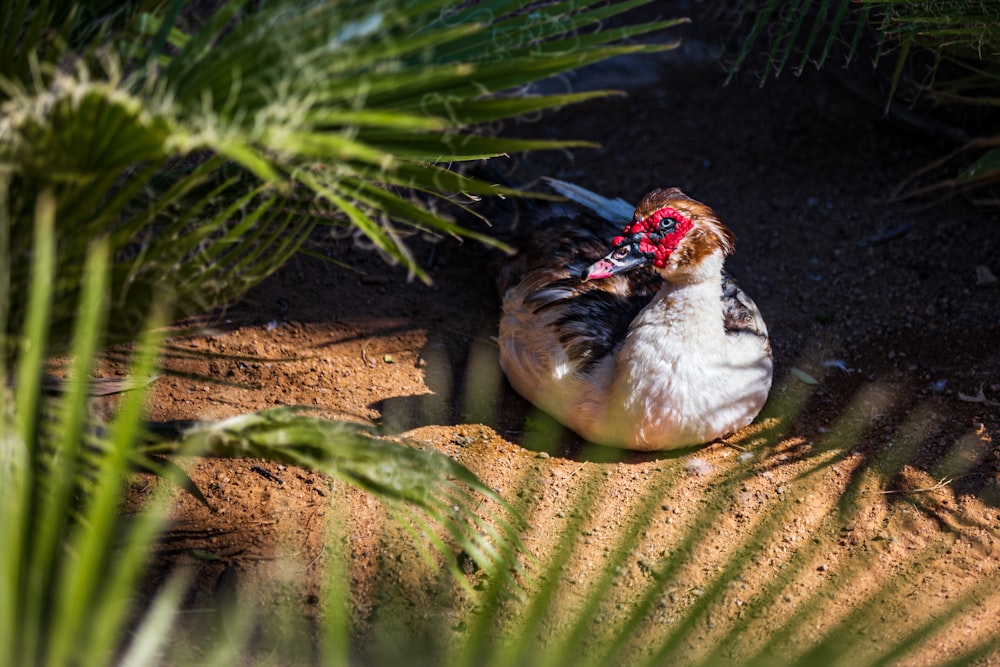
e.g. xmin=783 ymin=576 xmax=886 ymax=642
xmin=497 ymin=179 xmax=772 ymax=451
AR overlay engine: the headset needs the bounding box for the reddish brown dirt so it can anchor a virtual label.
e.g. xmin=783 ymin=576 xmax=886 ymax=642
xmin=124 ymin=11 xmax=1000 ymax=665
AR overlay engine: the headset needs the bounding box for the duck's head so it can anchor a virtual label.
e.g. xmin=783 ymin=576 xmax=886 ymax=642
xmin=583 ymin=188 xmax=735 ymax=282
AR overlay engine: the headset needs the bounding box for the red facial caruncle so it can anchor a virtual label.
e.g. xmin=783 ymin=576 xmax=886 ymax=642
xmin=612 ymin=205 xmax=693 ymax=268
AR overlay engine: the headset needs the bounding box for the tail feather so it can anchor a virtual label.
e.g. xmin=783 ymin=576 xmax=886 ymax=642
xmin=543 ymin=177 xmax=634 ymax=223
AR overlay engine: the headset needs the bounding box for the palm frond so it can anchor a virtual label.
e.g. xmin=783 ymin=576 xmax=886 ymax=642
xmin=156 ymin=407 xmax=525 ymax=588
xmin=2 ymin=0 xmax=682 ymax=361
xmin=729 ymin=1 xmax=1000 ymax=85
xmin=728 ymin=1 xmax=1000 ymax=201
xmin=0 ymin=189 xmax=180 ymax=667
xmin=1 ymin=186 xmax=527 ymax=665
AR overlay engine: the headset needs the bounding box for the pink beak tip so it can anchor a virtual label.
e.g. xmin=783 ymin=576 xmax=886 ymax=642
xmin=583 ymin=259 xmax=616 ymax=281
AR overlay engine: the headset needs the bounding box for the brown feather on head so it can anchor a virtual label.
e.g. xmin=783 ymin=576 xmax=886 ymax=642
xmin=633 ymin=188 xmax=735 ymax=262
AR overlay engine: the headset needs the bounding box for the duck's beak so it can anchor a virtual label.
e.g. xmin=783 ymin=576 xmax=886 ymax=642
xmin=582 ymin=244 xmax=651 ymax=281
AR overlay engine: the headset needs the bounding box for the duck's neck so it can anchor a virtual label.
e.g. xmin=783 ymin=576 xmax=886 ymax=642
xmin=593 ymin=251 xmax=729 ymax=444
xmin=627 ymin=251 xmax=727 ymax=344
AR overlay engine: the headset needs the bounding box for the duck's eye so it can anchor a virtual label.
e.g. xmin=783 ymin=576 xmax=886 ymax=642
xmin=612 ymin=247 xmax=630 ymax=260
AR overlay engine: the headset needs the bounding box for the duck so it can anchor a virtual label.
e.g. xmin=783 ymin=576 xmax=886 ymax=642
xmin=497 ymin=179 xmax=772 ymax=451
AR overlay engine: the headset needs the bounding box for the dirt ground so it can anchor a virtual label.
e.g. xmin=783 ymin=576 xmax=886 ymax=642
xmin=124 ymin=6 xmax=1000 ymax=665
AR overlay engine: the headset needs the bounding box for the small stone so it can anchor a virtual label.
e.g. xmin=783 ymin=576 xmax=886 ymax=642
xmin=975 ymin=265 xmax=998 ymax=287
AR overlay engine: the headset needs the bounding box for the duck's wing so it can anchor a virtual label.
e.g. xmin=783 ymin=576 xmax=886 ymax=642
xmin=500 ymin=213 xmax=661 ymax=374
xmin=721 ymin=271 xmax=769 ymax=342
xmin=528 ymin=274 xmax=660 ymax=373
xmin=497 ymin=212 xmax=620 ymax=295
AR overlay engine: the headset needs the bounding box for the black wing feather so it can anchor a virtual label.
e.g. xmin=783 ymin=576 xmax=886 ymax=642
xmin=721 ymin=271 xmax=769 ymax=343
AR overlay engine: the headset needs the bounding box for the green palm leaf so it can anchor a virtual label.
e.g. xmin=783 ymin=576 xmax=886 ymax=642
xmin=158 ymin=407 xmax=524 ymax=589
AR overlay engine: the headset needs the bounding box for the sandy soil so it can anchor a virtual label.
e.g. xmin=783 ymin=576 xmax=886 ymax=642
xmin=123 ymin=7 xmax=1000 ymax=665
